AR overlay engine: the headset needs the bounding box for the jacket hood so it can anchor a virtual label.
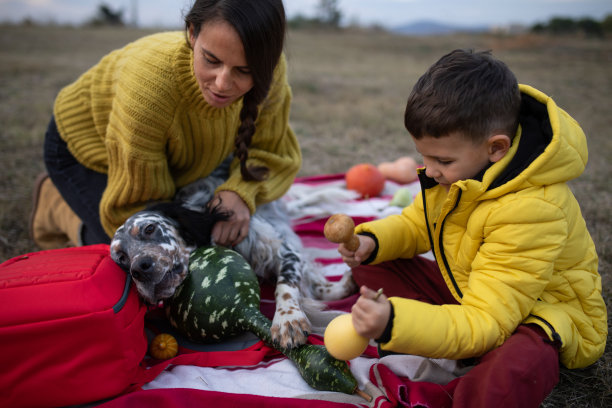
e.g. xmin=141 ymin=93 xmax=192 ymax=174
xmin=448 ymin=85 xmax=588 ymax=200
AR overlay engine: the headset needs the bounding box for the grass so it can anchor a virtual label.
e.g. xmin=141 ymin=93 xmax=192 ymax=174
xmin=0 ymin=24 xmax=610 ymax=406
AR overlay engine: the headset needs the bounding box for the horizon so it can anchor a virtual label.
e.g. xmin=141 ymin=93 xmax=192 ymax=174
xmin=1 ymin=0 xmax=611 ymax=29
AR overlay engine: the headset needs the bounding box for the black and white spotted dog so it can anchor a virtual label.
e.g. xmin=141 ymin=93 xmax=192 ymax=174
xmin=110 ymin=159 xmax=356 ymax=348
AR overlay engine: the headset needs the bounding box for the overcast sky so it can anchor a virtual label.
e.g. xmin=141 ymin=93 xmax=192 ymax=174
xmin=1 ymin=0 xmax=611 ymax=28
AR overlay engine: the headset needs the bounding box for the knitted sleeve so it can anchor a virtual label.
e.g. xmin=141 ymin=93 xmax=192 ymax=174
xmin=97 ymin=36 xmax=183 ymax=237
xmin=55 ymin=34 xmax=300 ymax=237
xmin=52 ymin=33 xmax=188 ymax=237
xmin=217 ymin=54 xmax=302 ymax=212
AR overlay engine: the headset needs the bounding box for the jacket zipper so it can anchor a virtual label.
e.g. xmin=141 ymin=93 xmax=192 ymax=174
xmin=437 ymin=190 xmax=463 ymax=298
xmin=420 ymin=175 xmax=436 ymax=258
xmin=419 ymin=173 xmax=463 ymax=298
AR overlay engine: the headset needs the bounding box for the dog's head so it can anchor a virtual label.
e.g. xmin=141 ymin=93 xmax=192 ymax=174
xmin=110 ymin=202 xmax=230 ymax=305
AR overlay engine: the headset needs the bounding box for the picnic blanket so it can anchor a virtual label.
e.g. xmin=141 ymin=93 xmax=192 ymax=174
xmin=99 ymin=174 xmax=467 ymax=408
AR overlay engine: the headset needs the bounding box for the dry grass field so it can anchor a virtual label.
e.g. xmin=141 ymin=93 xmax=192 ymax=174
xmin=0 ymin=24 xmax=610 ymax=406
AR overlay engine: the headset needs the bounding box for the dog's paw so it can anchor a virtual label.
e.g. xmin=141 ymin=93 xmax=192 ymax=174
xmin=270 ymin=311 xmax=311 ymax=349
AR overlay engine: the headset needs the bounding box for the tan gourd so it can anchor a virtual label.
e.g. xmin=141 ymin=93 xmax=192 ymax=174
xmin=377 ymin=156 xmax=418 ymax=184
xmin=324 ymin=213 xmax=360 ymax=251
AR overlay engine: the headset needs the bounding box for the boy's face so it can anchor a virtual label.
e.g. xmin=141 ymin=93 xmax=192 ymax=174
xmin=413 ymin=132 xmax=506 ymax=191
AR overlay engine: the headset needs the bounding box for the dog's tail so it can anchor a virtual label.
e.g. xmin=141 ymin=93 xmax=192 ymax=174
xmin=300 ymin=297 xmax=346 ymax=336
xmin=301 ymin=263 xmax=359 ymax=302
xmin=299 ymin=266 xmax=358 ymax=335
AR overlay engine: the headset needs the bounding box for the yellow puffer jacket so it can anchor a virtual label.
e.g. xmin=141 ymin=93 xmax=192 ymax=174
xmin=356 ymin=85 xmax=607 ymax=369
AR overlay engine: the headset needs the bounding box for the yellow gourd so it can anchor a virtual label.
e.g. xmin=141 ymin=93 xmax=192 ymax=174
xmin=150 ymin=333 xmax=179 ymax=360
xmin=324 ymin=314 xmax=369 ymax=361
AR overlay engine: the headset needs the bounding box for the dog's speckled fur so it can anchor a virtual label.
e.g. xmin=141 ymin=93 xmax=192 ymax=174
xmin=111 ymin=159 xmax=356 ymax=348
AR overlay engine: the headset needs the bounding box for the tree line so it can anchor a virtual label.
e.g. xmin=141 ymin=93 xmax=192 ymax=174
xmin=83 ymin=0 xmax=341 ymax=29
xmin=531 ymin=15 xmax=612 ymax=37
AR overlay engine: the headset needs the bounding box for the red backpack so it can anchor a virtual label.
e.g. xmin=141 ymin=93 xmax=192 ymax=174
xmin=0 ymin=245 xmax=283 ymax=408
xmin=0 ymin=244 xmax=148 ymax=408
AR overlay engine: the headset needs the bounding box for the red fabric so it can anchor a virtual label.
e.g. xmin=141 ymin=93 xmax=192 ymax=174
xmin=370 ymin=363 xmax=460 ymax=408
xmin=129 ymin=340 xmax=282 ymax=392
xmin=452 ymin=324 xmax=559 ymax=408
xmin=351 ymin=256 xmax=459 ymax=305
xmin=294 ymin=173 xmax=345 ymax=184
xmin=352 ymin=256 xmax=560 ymax=407
xmin=3 ymin=174 xmax=559 ymax=408
xmin=98 ymin=388 xmax=354 ymax=408
xmin=0 ymin=245 xmax=148 ymax=408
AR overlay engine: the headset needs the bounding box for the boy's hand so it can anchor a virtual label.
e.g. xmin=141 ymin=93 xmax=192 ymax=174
xmin=338 ymin=235 xmax=375 ymax=268
xmin=351 ymin=286 xmax=391 ymax=340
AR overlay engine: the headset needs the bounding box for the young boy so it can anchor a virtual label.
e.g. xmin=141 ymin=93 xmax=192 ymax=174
xmin=338 ymin=49 xmax=607 ymax=407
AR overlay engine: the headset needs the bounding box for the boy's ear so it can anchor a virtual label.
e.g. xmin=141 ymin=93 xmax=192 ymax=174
xmin=487 ymin=134 xmax=512 ymax=163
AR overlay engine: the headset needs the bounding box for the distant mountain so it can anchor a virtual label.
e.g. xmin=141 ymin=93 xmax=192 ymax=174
xmin=392 ymin=20 xmax=489 ymax=36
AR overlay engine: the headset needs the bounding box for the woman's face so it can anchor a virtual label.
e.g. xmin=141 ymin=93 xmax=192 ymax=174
xmin=189 ymin=20 xmax=254 ymax=108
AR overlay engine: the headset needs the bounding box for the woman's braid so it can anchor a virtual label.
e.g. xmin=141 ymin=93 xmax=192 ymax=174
xmin=235 ymin=91 xmax=269 ymax=181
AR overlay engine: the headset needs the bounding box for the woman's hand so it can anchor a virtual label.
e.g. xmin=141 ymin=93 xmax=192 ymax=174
xmin=338 ymin=235 xmax=376 ymax=268
xmin=351 ymin=286 xmax=391 ymax=340
xmin=209 ymin=190 xmax=251 ymax=247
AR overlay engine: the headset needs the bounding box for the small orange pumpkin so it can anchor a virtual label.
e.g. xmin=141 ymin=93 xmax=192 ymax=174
xmin=150 ymin=333 xmax=179 ymax=360
xmin=345 ymin=163 xmax=385 ymax=198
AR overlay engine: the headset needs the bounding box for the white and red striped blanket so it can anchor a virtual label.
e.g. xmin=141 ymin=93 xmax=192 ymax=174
xmin=100 ymin=174 xmax=464 ymax=408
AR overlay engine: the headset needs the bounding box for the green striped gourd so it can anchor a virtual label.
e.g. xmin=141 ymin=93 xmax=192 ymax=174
xmin=164 ymin=246 xmax=359 ymax=395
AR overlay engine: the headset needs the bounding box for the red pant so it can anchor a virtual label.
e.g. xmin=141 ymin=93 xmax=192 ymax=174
xmin=352 ymin=257 xmax=560 ymax=408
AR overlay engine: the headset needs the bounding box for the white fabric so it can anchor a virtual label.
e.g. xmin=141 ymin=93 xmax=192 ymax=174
xmin=143 ymin=176 xmax=457 ymax=405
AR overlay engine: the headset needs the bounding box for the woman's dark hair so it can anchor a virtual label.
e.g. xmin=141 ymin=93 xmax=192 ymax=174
xmin=404 ymin=49 xmax=521 ymax=143
xmin=185 ymin=0 xmax=286 ymax=181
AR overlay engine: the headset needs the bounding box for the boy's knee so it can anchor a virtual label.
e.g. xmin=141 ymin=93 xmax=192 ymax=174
xmin=453 ymin=324 xmax=559 ymax=408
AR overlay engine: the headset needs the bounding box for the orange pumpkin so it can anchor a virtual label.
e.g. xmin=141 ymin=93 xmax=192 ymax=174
xmin=149 ymin=333 xmax=179 ymax=360
xmin=345 ymin=163 xmax=385 ymax=198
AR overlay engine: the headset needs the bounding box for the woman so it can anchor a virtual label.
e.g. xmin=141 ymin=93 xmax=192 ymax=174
xmin=31 ymin=0 xmax=301 ymax=249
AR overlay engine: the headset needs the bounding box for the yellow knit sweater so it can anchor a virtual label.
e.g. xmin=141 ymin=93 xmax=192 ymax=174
xmin=53 ymin=31 xmax=301 ymax=238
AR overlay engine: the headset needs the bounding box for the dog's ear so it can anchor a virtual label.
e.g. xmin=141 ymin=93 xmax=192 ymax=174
xmin=146 ymin=201 xmax=231 ymax=247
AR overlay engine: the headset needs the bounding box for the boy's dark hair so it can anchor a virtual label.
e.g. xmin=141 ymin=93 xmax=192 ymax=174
xmin=185 ymin=0 xmax=286 ymax=181
xmin=404 ymin=49 xmax=521 ymax=143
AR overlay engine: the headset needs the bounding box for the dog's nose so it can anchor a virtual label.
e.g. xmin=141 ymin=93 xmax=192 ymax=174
xmin=131 ymin=257 xmax=155 ymax=282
